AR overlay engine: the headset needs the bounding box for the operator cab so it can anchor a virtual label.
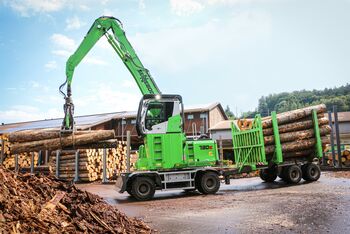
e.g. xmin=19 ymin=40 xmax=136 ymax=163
xmin=136 ymin=94 xmax=184 ymax=135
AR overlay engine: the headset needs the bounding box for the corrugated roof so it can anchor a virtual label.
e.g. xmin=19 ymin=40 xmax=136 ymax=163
xmin=0 ymin=111 xmax=137 ymax=134
xmin=0 ymin=102 xmax=224 ymax=134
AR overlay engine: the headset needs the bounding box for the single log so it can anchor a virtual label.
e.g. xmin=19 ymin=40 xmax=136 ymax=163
xmin=51 ymin=153 xmax=88 ymax=161
xmin=262 ymin=104 xmax=326 ymax=128
xmin=10 ymin=130 xmax=115 ymax=154
xmin=56 ymin=173 xmax=90 ymax=178
xmin=263 ymin=117 xmax=329 ymax=136
xmin=8 ymin=130 xmax=97 ymax=143
xmin=52 ymin=161 xmax=88 ymax=167
xmin=265 ymin=136 xmax=330 ymax=154
xmin=264 ymin=125 xmax=331 ymax=145
xmin=282 ymin=149 xmax=315 ymax=159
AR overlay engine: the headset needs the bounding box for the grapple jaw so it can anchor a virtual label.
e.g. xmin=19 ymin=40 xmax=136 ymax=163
xmin=61 ymin=96 xmax=75 ymax=134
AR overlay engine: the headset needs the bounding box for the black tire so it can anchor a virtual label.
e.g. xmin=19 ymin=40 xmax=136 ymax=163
xmin=126 ymin=187 xmax=132 ymax=196
xmin=278 ymin=167 xmax=288 ymax=182
xmin=302 ymin=163 xmax=321 ymax=181
xmin=198 ymin=172 xmax=220 ymax=194
xmin=285 ymin=165 xmax=302 ymax=184
xmin=259 ymin=168 xmax=277 ymax=182
xmin=131 ymin=177 xmax=155 ymax=201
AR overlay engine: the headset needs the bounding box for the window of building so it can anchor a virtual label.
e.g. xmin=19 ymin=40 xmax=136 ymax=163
xmin=131 ymin=119 xmax=136 ymax=124
xmin=187 ymin=114 xmax=194 ymax=120
xmin=200 ymin=113 xmax=207 ymax=119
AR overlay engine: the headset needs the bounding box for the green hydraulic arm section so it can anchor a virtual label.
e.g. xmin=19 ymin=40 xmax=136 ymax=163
xmin=59 ymin=16 xmax=161 ymax=130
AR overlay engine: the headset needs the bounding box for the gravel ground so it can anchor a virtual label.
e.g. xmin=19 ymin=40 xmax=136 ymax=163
xmin=77 ymin=171 xmax=350 ymax=234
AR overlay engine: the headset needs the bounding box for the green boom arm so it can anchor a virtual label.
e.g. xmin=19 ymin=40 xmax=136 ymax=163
xmin=60 ymin=16 xmax=161 ymax=130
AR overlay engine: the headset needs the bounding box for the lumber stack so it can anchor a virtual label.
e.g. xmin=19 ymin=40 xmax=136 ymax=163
xmin=0 ymin=134 xmax=11 ymax=156
xmin=7 ymin=129 xmax=116 ymax=154
xmin=325 ymin=149 xmax=350 ymax=167
xmin=50 ymin=142 xmax=133 ymax=182
xmin=0 ymin=166 xmax=152 ymax=233
xmin=2 ymin=152 xmax=39 ymax=169
xmin=236 ymin=104 xmax=331 ymax=159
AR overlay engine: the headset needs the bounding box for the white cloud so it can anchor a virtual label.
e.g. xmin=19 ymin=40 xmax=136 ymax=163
xmin=45 ymin=60 xmax=57 ymax=70
xmin=50 ymin=33 xmax=107 ymax=65
xmin=66 ymin=16 xmax=86 ymax=30
xmin=132 ymin=10 xmax=271 ymax=72
xmin=74 ymin=83 xmax=139 ymax=113
xmin=170 ymin=0 xmax=204 ymax=16
xmin=3 ymin=0 xmax=67 ymax=17
xmin=170 ymin=0 xmax=276 ymax=16
xmin=0 ymin=105 xmax=62 ymax=123
xmin=139 ymin=0 xmax=146 ymax=10
xmin=121 ymin=80 xmax=137 ymax=88
xmin=84 ymin=56 xmax=108 ymax=65
xmin=51 ymin=33 xmax=76 ymax=51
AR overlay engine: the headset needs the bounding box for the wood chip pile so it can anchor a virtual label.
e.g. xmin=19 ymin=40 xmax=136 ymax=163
xmin=236 ymin=104 xmax=331 ymax=160
xmin=0 ymin=166 xmax=153 ymax=233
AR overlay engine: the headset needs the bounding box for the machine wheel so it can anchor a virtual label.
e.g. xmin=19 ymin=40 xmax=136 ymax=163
xmin=131 ymin=177 xmax=155 ymax=201
xmin=302 ymin=163 xmax=321 ymax=181
xmin=285 ymin=165 xmax=302 ymax=184
xmin=259 ymin=168 xmax=277 ymax=182
xmin=278 ymin=167 xmax=288 ymax=182
xmin=198 ymin=172 xmax=220 ymax=194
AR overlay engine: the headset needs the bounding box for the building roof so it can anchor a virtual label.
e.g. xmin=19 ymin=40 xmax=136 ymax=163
xmin=209 ymin=120 xmax=234 ymax=131
xmin=0 ymin=102 xmax=226 ymax=134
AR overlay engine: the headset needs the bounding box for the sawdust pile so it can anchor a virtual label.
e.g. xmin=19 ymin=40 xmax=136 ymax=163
xmin=0 ymin=166 xmax=153 ymax=233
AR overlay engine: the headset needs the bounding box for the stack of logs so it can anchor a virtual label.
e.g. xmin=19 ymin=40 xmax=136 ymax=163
xmin=236 ymin=104 xmax=331 ymax=160
xmin=2 ymin=152 xmax=39 ymax=169
xmin=50 ymin=142 xmax=135 ymax=182
xmin=325 ymin=149 xmax=350 ymax=167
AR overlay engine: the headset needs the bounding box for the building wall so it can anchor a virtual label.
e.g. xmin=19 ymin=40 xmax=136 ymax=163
xmin=209 ymin=106 xmax=225 ymax=129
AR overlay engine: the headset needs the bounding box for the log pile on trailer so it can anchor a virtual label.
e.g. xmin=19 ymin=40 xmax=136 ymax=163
xmin=236 ymin=104 xmax=331 ymax=160
xmin=0 ymin=166 xmax=152 ymax=233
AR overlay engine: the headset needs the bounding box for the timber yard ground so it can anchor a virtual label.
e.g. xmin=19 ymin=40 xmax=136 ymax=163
xmin=77 ymin=171 xmax=350 ymax=234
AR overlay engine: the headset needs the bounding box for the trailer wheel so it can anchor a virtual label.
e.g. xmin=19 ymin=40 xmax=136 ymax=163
xmin=285 ymin=165 xmax=302 ymax=184
xmin=131 ymin=177 xmax=155 ymax=201
xmin=259 ymin=168 xmax=277 ymax=182
xmin=302 ymin=163 xmax=321 ymax=181
xmin=278 ymin=167 xmax=288 ymax=182
xmin=198 ymin=172 xmax=220 ymax=194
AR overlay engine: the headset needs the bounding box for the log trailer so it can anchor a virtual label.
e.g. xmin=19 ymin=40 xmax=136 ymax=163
xmin=59 ymin=16 xmax=325 ymax=201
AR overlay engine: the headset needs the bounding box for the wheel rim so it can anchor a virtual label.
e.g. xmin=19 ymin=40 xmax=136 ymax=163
xmin=206 ymin=178 xmax=215 ymax=189
xmin=139 ymin=183 xmax=150 ymax=195
xmin=290 ymin=168 xmax=300 ymax=181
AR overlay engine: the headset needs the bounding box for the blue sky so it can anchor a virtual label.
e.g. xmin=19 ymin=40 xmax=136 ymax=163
xmin=0 ymin=0 xmax=349 ymax=123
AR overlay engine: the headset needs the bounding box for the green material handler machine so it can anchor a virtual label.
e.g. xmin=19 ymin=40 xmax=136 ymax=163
xmin=59 ymin=16 xmax=324 ymax=201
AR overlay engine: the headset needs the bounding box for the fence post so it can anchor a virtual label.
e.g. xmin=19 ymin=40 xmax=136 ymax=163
xmin=102 ymin=148 xmax=108 ymax=183
xmin=126 ymin=131 xmax=131 ymax=173
xmin=30 ymin=152 xmax=35 ymax=174
xmin=56 ymin=150 xmax=60 ymax=178
xmin=45 ymin=150 xmax=49 ymax=165
xmin=0 ymin=139 xmax=4 ymax=165
xmin=15 ymin=154 xmax=19 ymax=172
xmin=333 ymin=106 xmax=342 ymax=168
xmin=74 ymin=150 xmax=80 ymax=182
